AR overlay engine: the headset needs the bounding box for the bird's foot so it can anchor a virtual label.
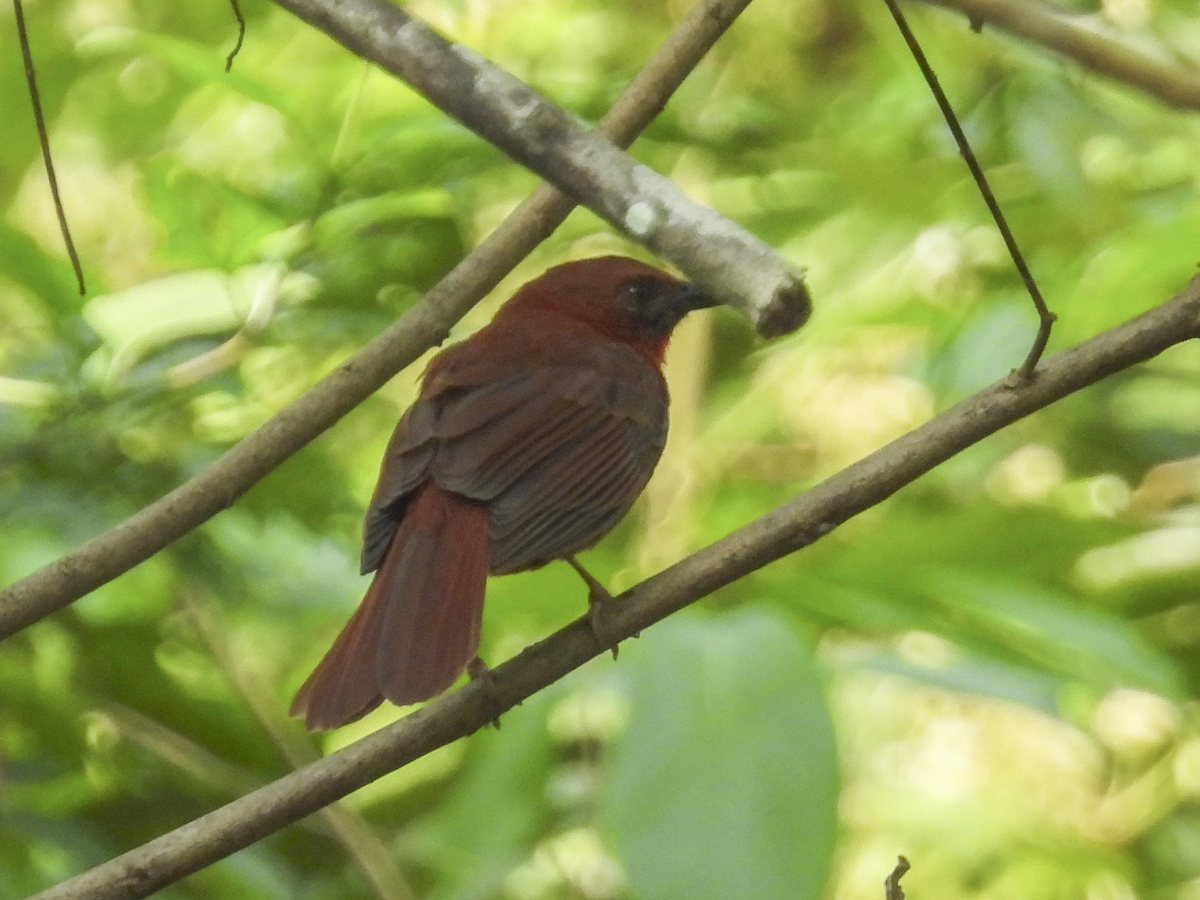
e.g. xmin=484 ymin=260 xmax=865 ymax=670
xmin=466 ymin=657 xmax=503 ymax=729
xmin=565 ymin=555 xmax=632 ymax=659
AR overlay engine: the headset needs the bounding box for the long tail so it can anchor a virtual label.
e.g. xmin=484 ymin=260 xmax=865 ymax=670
xmin=291 ymin=483 xmax=490 ymax=731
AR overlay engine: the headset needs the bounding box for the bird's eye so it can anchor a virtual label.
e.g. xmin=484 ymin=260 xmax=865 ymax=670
xmin=621 ymin=277 xmax=658 ymax=307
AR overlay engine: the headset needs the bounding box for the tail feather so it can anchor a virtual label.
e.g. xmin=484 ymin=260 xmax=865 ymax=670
xmin=292 ymin=483 xmax=490 ymax=731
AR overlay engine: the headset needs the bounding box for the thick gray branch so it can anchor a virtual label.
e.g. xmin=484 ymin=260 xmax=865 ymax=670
xmin=268 ymin=0 xmax=811 ymax=337
xmin=0 ymin=0 xmax=753 ymax=640
xmin=31 ymin=278 xmax=1200 ymax=900
xmin=920 ymin=0 xmax=1200 ymax=110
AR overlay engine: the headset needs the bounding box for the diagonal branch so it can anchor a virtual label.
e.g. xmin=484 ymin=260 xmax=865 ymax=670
xmin=30 ymin=275 xmax=1200 ymax=900
xmin=0 ymin=0 xmax=754 ymax=642
xmin=268 ymin=0 xmax=811 ymax=337
xmin=918 ymin=0 xmax=1200 ymax=110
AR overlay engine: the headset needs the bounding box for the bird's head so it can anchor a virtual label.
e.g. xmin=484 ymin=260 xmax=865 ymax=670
xmin=502 ymin=256 xmax=717 ymax=364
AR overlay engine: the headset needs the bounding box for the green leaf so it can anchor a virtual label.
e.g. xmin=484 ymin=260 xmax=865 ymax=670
xmin=419 ymin=690 xmax=559 ymax=900
xmin=77 ymin=28 xmax=296 ymax=120
xmin=0 ymin=225 xmax=83 ymax=315
xmin=601 ymin=608 xmax=838 ymax=900
xmin=81 ymin=264 xmax=284 ymax=387
xmin=925 ymin=569 xmax=1184 ymax=698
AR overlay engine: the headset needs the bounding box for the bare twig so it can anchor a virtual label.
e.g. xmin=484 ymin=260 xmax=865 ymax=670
xmin=225 ymin=0 xmax=246 ymax=71
xmin=0 ymin=0 xmax=756 ymax=635
xmin=29 ymin=276 xmax=1200 ymax=900
xmin=885 ymin=857 xmax=911 ymax=900
xmin=883 ymin=0 xmax=1055 ymax=379
xmin=267 ymin=0 xmax=811 ymax=338
xmin=14 ymin=0 xmax=86 ymax=295
xmin=919 ymin=0 xmax=1200 ymax=111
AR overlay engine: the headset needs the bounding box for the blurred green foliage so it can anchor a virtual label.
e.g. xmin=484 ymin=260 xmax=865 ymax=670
xmin=3 ymin=0 xmax=1200 ymax=899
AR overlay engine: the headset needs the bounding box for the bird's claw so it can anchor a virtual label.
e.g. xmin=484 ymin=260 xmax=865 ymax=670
xmin=587 ymin=592 xmax=621 ymax=660
xmin=567 ymin=556 xmax=626 ymax=659
xmin=466 ymin=657 xmax=503 ymax=729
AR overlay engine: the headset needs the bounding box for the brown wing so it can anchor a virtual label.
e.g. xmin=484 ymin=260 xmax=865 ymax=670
xmin=359 ymin=399 xmax=437 ymax=574
xmin=431 ymin=358 xmax=668 ymax=573
xmin=361 ymin=337 xmax=668 ymax=577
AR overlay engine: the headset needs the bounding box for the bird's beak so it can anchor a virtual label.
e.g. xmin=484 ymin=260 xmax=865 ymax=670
xmin=672 ymin=282 xmax=719 ymax=315
xmin=636 ymin=279 xmax=720 ymax=337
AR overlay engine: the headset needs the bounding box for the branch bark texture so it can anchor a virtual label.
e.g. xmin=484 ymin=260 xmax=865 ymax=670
xmin=31 ymin=280 xmax=1200 ymax=900
xmin=921 ymin=0 xmax=1200 ymax=110
xmin=269 ymin=0 xmax=811 ymax=336
xmin=0 ymin=0 xmax=753 ymax=641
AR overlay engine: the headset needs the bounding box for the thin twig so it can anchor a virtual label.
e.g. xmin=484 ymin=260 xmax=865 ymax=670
xmin=225 ymin=0 xmax=247 ymax=71
xmin=28 ymin=275 xmax=1200 ymax=900
xmin=14 ymin=0 xmax=86 ymax=296
xmin=882 ymin=0 xmax=1055 ymax=380
xmin=885 ymin=857 xmax=912 ymax=900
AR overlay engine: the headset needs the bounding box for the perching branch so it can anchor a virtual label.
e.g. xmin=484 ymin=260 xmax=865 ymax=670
xmin=919 ymin=0 xmax=1200 ymax=110
xmin=0 ymin=0 xmax=756 ymax=635
xmin=30 ymin=275 xmax=1200 ymax=900
xmin=267 ymin=0 xmax=811 ymax=338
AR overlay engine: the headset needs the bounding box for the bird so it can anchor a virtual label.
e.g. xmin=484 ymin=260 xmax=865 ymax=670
xmin=291 ymin=256 xmax=716 ymax=730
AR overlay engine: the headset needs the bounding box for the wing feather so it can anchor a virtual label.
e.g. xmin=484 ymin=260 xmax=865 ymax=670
xmin=436 ymin=397 xmax=602 ymax=498
xmin=490 ymin=439 xmax=652 ymax=572
xmin=361 ymin=400 xmax=437 ymax=574
xmin=363 ymin=339 xmax=669 ymax=582
xmin=429 ymin=356 xmax=668 ymax=573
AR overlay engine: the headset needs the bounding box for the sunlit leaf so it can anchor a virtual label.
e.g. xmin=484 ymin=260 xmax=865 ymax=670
xmin=602 ymin=609 xmax=838 ymax=900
